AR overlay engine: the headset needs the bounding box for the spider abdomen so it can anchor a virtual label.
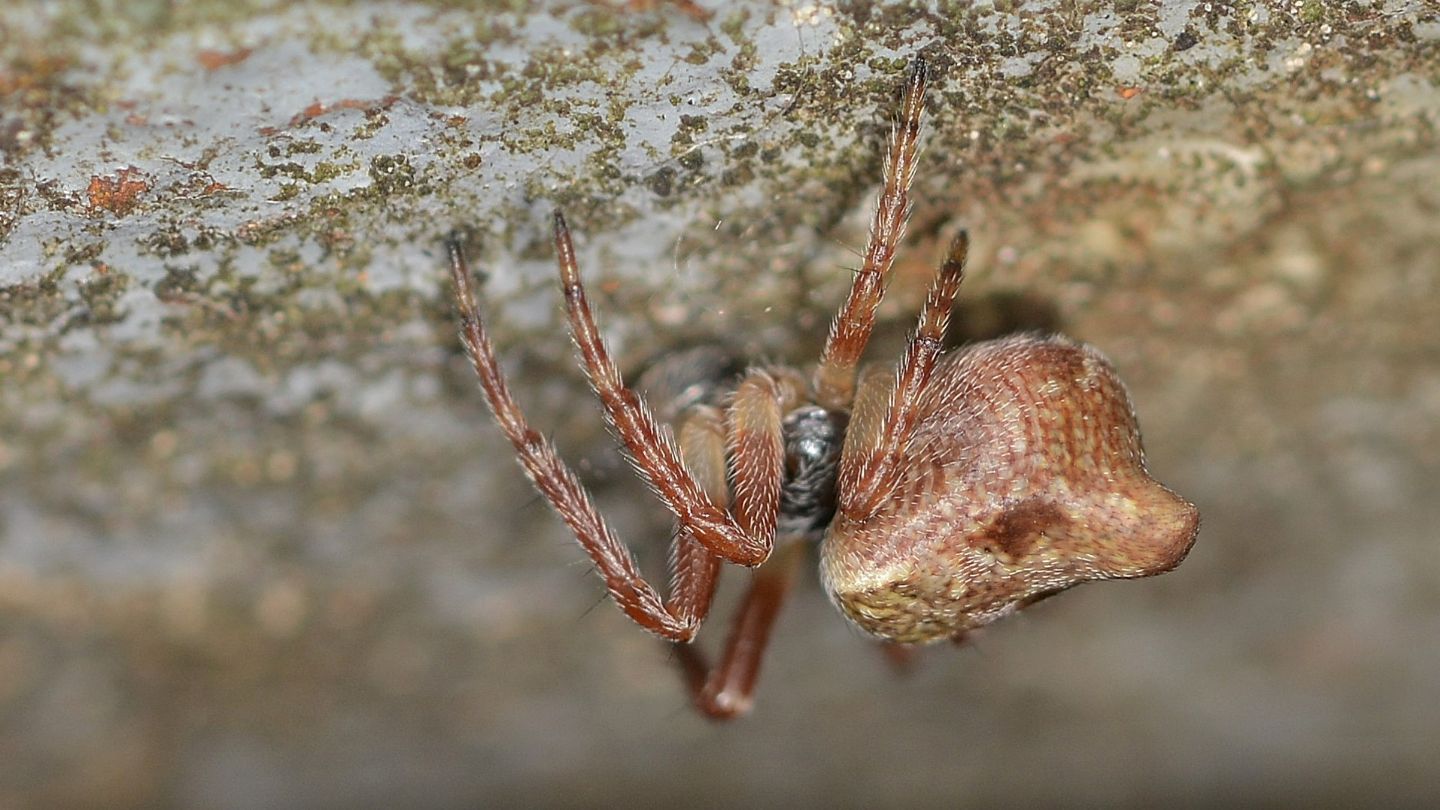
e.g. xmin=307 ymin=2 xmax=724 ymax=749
xmin=820 ymin=334 xmax=1199 ymax=644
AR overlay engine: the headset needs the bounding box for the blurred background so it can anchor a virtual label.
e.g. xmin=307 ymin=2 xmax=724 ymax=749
xmin=2 ymin=1 xmax=1438 ymax=806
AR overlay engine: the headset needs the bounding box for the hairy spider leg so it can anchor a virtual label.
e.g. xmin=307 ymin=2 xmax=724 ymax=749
xmin=813 ymin=56 xmax=929 ymax=412
xmin=671 ymin=406 xmax=728 ymax=623
xmin=670 ymin=369 xmax=803 ymax=639
xmin=675 ymin=539 xmax=806 ymax=719
xmin=838 ymin=364 xmax=894 ymax=470
xmin=840 ymin=232 xmax=968 ymax=521
xmin=663 ymin=368 xmax=805 ymax=719
xmin=553 ymin=212 xmax=774 ymax=567
xmin=725 ymin=370 xmax=805 ymax=550
xmin=450 ymin=239 xmax=717 ymax=640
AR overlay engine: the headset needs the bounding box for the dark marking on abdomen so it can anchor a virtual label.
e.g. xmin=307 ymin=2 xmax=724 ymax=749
xmin=972 ymin=497 xmax=1069 ymax=561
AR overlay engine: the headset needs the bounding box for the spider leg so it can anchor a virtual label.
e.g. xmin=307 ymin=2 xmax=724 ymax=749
xmin=667 ymin=368 xmax=805 ymax=720
xmin=552 ymin=212 xmax=771 ymax=567
xmin=451 ymin=240 xmax=716 ymax=640
xmin=813 ymin=57 xmax=928 ymax=412
xmin=670 ymin=406 xmax=728 ymax=624
xmin=836 ymin=363 xmax=894 ymax=473
xmin=674 ymin=539 xmax=806 ymax=720
xmin=839 ymin=232 xmax=968 ymax=521
xmin=725 ymin=369 xmax=804 ymax=550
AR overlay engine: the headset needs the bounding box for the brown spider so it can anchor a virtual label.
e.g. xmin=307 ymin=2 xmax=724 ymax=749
xmin=449 ymin=58 xmax=1199 ymax=719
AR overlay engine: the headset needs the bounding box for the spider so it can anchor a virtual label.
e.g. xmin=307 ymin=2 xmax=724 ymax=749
xmin=449 ymin=57 xmax=1199 ymax=719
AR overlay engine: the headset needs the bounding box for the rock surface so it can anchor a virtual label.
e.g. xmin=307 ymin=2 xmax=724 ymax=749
xmin=2 ymin=1 xmax=1438 ymax=806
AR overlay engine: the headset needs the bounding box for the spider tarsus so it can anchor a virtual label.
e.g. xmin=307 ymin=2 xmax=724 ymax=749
xmin=901 ymin=57 xmax=929 ymax=127
xmin=946 ymin=230 xmax=970 ymax=263
xmin=447 ymin=243 xmax=475 ymax=323
xmin=937 ymin=230 xmax=969 ymax=288
xmin=552 ymin=209 xmax=582 ymax=291
xmin=908 ymin=54 xmax=929 ymax=85
xmin=446 ymin=233 xmax=489 ymax=306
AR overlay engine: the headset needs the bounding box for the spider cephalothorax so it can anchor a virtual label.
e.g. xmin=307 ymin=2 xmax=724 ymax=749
xmin=450 ymin=58 xmax=1198 ymax=719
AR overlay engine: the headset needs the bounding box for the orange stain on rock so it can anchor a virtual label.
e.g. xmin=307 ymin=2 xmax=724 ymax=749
xmin=87 ymin=167 xmax=150 ymax=217
xmin=289 ymin=96 xmax=398 ymax=127
xmin=196 ymin=48 xmax=254 ymax=71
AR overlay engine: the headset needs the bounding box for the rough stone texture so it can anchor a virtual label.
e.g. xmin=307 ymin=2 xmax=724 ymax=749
xmin=2 ymin=1 xmax=1437 ymax=806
